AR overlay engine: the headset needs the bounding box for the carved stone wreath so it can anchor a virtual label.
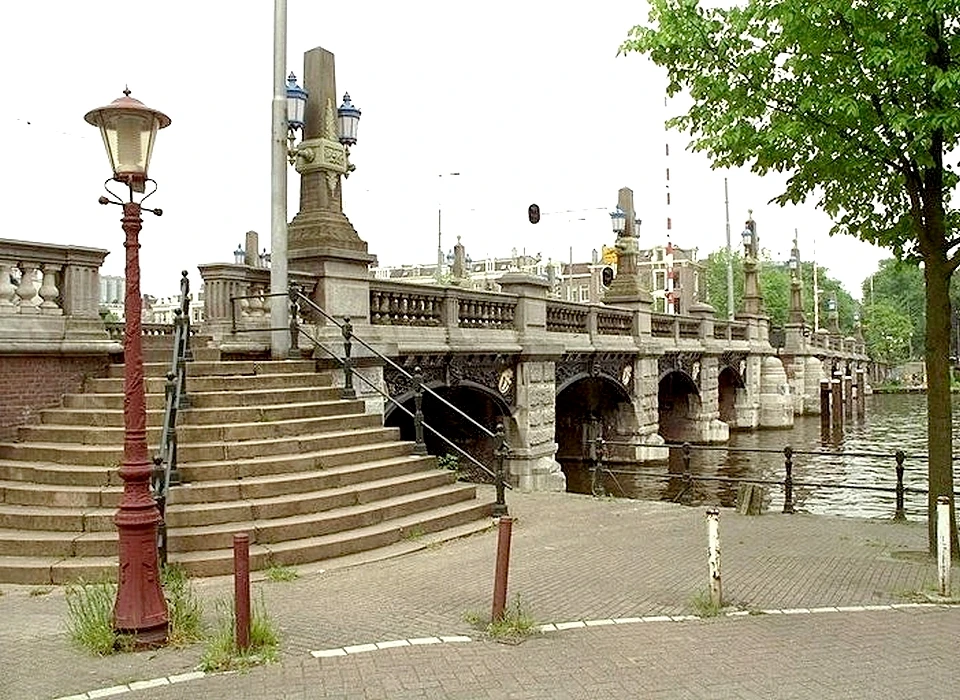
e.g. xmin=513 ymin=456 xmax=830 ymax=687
xmin=555 ymin=352 xmax=635 ymax=395
xmin=385 ymin=353 xmax=517 ymax=406
xmin=659 ymin=352 xmax=703 ymax=384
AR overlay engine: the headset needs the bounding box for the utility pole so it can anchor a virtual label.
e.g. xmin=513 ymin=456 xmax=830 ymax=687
xmin=270 ymin=0 xmax=290 ymax=358
xmin=724 ymin=178 xmax=734 ymax=320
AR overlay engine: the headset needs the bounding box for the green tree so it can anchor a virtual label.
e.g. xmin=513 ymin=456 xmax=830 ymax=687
xmin=863 ymin=300 xmax=914 ymax=365
xmin=622 ymin=0 xmax=960 ymax=554
xmin=863 ymin=259 xmax=926 ymax=358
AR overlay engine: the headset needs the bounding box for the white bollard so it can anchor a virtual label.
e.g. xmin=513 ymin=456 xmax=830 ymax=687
xmin=937 ymin=496 xmax=951 ymax=597
xmin=706 ymin=508 xmax=722 ymax=608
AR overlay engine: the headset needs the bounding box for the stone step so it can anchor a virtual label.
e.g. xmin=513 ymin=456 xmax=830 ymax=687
xmin=180 ymin=441 xmax=416 ymax=482
xmin=18 ymin=412 xmax=383 ymax=446
xmin=166 ymin=470 xmax=457 ymax=528
xmin=84 ymin=372 xmax=332 ymax=395
xmin=0 ymin=426 xmax=402 ymax=467
xmin=169 ymin=454 xmax=437 ymax=504
xmin=0 ymin=460 xmax=116 ymax=487
xmin=167 ymin=483 xmax=480 ymax=553
xmin=0 ymin=503 xmax=114 ymax=532
xmin=0 ymin=529 xmax=115 ymax=559
xmin=0 ymin=479 xmax=121 ymax=508
xmin=107 ymin=359 xmax=318 ymax=379
xmin=0 ymin=500 xmax=493 ymax=584
xmin=62 ymin=386 xmax=353 ymax=411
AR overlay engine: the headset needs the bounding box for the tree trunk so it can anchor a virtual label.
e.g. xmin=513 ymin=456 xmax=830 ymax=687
xmin=923 ymin=255 xmax=959 ymax=557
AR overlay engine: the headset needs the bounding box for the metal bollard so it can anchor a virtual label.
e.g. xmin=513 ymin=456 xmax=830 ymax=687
xmin=412 ymin=367 xmax=427 ymax=456
xmin=341 ymin=317 xmax=357 ymax=400
xmin=493 ymin=424 xmax=508 ymax=517
xmin=233 ymin=533 xmax=251 ymax=651
xmin=937 ymin=496 xmax=951 ymax=597
xmin=706 ymin=508 xmax=722 ymax=609
xmin=783 ymin=445 xmax=795 ymax=514
xmin=491 ymin=516 xmax=514 ymax=621
xmin=893 ymin=450 xmax=906 ymax=522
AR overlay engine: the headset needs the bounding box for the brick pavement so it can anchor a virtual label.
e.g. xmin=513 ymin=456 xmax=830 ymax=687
xmin=1 ymin=488 xmax=956 ymax=700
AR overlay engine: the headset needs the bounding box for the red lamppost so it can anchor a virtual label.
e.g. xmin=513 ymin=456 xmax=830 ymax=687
xmin=85 ymin=89 xmax=171 ymax=647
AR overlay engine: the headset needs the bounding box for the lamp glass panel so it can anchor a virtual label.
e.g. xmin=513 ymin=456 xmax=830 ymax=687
xmin=100 ymin=111 xmax=158 ymax=178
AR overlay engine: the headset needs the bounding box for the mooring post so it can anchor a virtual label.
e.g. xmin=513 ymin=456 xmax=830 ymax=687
xmin=843 ymin=372 xmax=853 ymax=418
xmin=782 ymin=445 xmax=795 ymax=514
xmin=681 ymin=442 xmax=693 ymax=504
xmin=937 ymin=496 xmax=952 ymax=597
xmin=819 ymin=378 xmax=831 ymax=438
xmin=233 ymin=533 xmax=251 ymax=651
xmin=412 ymin=366 xmax=427 ymax=456
xmin=706 ymin=508 xmax=722 ymax=609
xmin=894 ymin=450 xmax=907 ymax=522
xmin=491 ymin=516 xmax=514 ymax=622
xmin=592 ymin=435 xmax=605 ymax=497
xmin=855 ymin=368 xmax=866 ymax=419
xmin=831 ymin=375 xmax=843 ymax=435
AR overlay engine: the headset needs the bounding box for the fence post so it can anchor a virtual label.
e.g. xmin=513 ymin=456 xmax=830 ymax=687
xmin=341 ymin=317 xmax=357 ymax=400
xmin=706 ymin=508 xmax=722 ymax=608
xmin=179 ymin=270 xmax=193 ymax=362
xmin=493 ymin=423 xmax=508 ymax=517
xmin=592 ymin=435 xmax=605 ymax=497
xmin=288 ymin=283 xmax=302 ymax=359
xmin=233 ymin=533 xmax=251 ymax=651
xmin=782 ymin=445 xmax=795 ymax=514
xmin=412 ymin=366 xmax=427 ymax=456
xmin=153 ymin=456 xmax=167 ymax=568
xmin=681 ymin=442 xmax=693 ymax=505
xmin=894 ymin=450 xmax=907 ymax=522
xmin=937 ymin=496 xmax=952 ymax=597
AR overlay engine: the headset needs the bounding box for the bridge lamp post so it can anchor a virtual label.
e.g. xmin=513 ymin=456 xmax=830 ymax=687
xmin=84 ymin=89 xmax=171 ymax=647
xmin=740 ymin=212 xmax=761 ymax=316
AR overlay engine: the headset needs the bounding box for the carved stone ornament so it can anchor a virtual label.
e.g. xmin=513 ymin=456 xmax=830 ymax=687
xmin=294 ymin=98 xmax=349 ymax=196
xmin=498 ymin=368 xmax=514 ymax=395
xmin=556 ymin=352 xmax=635 ymax=395
xmin=620 ymin=364 xmax=633 ymax=387
xmin=658 ymin=352 xmax=702 ymax=380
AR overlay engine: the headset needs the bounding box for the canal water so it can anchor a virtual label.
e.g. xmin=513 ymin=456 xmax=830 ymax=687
xmin=571 ymin=393 xmax=960 ymax=520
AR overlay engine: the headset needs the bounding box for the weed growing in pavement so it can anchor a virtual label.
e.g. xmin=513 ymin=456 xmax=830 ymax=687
xmin=199 ymin=594 xmax=279 ymax=672
xmin=65 ymin=579 xmax=120 ymax=655
xmin=465 ymin=594 xmax=539 ymax=644
xmin=690 ymin=590 xmax=723 ymax=618
xmin=437 ymin=453 xmax=460 ymax=472
xmin=65 ymin=568 xmax=205 ymax=655
xmin=29 ymin=586 xmax=52 ymax=597
xmin=264 ymin=564 xmax=299 ymax=583
xmin=161 ymin=564 xmax=205 ymax=646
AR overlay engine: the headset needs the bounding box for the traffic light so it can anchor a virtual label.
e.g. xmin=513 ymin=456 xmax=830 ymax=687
xmin=601 ymin=266 xmax=614 ymax=288
xmin=527 ymin=203 xmax=540 ymax=224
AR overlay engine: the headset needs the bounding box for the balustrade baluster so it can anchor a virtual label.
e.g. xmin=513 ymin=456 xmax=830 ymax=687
xmin=15 ymin=263 xmax=41 ymax=313
xmin=0 ymin=261 xmax=16 ymax=312
xmin=38 ymin=264 xmax=62 ymax=314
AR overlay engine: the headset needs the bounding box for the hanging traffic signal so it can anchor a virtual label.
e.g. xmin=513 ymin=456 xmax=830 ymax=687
xmin=601 ymin=266 xmax=614 ymax=288
xmin=528 ymin=203 xmax=540 ymax=224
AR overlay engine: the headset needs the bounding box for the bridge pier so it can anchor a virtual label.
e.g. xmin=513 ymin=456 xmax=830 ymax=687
xmin=509 ymin=358 xmax=565 ymax=491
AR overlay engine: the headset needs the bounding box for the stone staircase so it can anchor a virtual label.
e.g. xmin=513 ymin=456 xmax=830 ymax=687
xmin=0 ymin=338 xmax=492 ymax=584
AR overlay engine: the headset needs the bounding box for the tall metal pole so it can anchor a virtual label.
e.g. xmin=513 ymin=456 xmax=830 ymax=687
xmin=724 ymin=178 xmax=734 ymax=320
xmin=813 ymin=234 xmax=820 ymax=332
xmin=114 ymin=200 xmax=169 ymax=647
xmin=270 ymin=0 xmax=290 ymax=358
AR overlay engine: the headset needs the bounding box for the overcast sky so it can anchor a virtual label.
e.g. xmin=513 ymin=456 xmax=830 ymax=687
xmin=1 ymin=1 xmax=890 ymax=299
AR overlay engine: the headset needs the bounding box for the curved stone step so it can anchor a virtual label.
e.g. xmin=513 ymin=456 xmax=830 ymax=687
xmin=62 ymin=387 xmax=355 ymax=410
xmin=85 ymin=371 xmax=333 ymax=394
xmin=18 ymin=412 xmax=383 ymax=446
xmin=107 ymin=359 xmax=319 ymax=379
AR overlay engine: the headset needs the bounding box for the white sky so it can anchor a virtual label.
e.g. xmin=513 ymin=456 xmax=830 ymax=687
xmin=0 ymin=1 xmax=889 ymax=299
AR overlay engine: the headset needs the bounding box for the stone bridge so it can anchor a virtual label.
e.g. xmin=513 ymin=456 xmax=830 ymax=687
xmin=199 ymin=263 xmax=868 ymax=492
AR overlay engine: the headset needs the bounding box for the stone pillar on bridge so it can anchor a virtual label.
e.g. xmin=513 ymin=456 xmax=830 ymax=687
xmin=499 ymin=273 xmax=565 ymax=491
xmin=287 ymin=47 xmax=376 ymax=330
xmin=603 ymin=187 xmax=653 ymax=312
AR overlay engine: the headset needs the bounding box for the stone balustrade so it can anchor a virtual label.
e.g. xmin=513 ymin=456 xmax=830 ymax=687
xmin=0 ymin=238 xmax=113 ymax=352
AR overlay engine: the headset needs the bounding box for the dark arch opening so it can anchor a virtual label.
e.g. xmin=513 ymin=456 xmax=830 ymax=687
xmin=555 ymin=375 xmax=634 ymax=495
xmin=718 ymin=366 xmax=744 ymax=425
xmin=658 ymin=371 xmax=702 ymax=443
xmin=384 ymin=384 xmax=508 ymax=483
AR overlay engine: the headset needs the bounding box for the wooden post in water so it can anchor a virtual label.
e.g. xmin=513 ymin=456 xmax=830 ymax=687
xmin=855 ymin=368 xmax=866 ymax=419
xmin=831 ymin=374 xmax=843 ymax=436
xmin=819 ymin=378 xmax=831 ymax=438
xmin=843 ymin=372 xmax=853 ymax=419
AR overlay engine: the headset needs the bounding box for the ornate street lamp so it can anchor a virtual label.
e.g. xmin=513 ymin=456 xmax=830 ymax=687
xmin=285 ymin=73 xmax=308 ymax=165
xmin=337 ymin=93 xmax=361 ymax=147
xmin=234 ymin=244 xmax=245 ymax=265
xmin=84 ymin=88 xmax=170 ymax=647
xmin=609 ymin=207 xmax=626 ymax=235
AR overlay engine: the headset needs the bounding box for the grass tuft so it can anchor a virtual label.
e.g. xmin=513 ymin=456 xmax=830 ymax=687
xmin=200 ymin=594 xmax=279 ymax=672
xmin=64 ymin=579 xmax=118 ymax=655
xmin=264 ymin=564 xmax=299 ymax=583
xmin=466 ymin=594 xmax=539 ymax=644
xmin=162 ymin=564 xmax=205 ymax=646
xmin=690 ymin=589 xmax=724 ymax=618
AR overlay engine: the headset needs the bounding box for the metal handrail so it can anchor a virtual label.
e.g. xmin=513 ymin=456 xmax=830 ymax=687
xmin=286 ymin=286 xmax=511 ymax=504
xmin=152 ymin=271 xmax=192 ymax=566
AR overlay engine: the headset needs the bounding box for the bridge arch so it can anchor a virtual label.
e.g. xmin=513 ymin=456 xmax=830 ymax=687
xmin=718 ymin=365 xmax=746 ymax=425
xmin=554 ymin=374 xmax=637 ymax=493
xmin=658 ymin=370 xmax=702 ymax=443
xmin=384 ymin=380 xmax=513 ymax=481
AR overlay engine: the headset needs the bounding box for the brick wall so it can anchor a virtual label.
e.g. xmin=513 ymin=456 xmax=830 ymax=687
xmin=0 ymin=355 xmax=110 ymax=440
